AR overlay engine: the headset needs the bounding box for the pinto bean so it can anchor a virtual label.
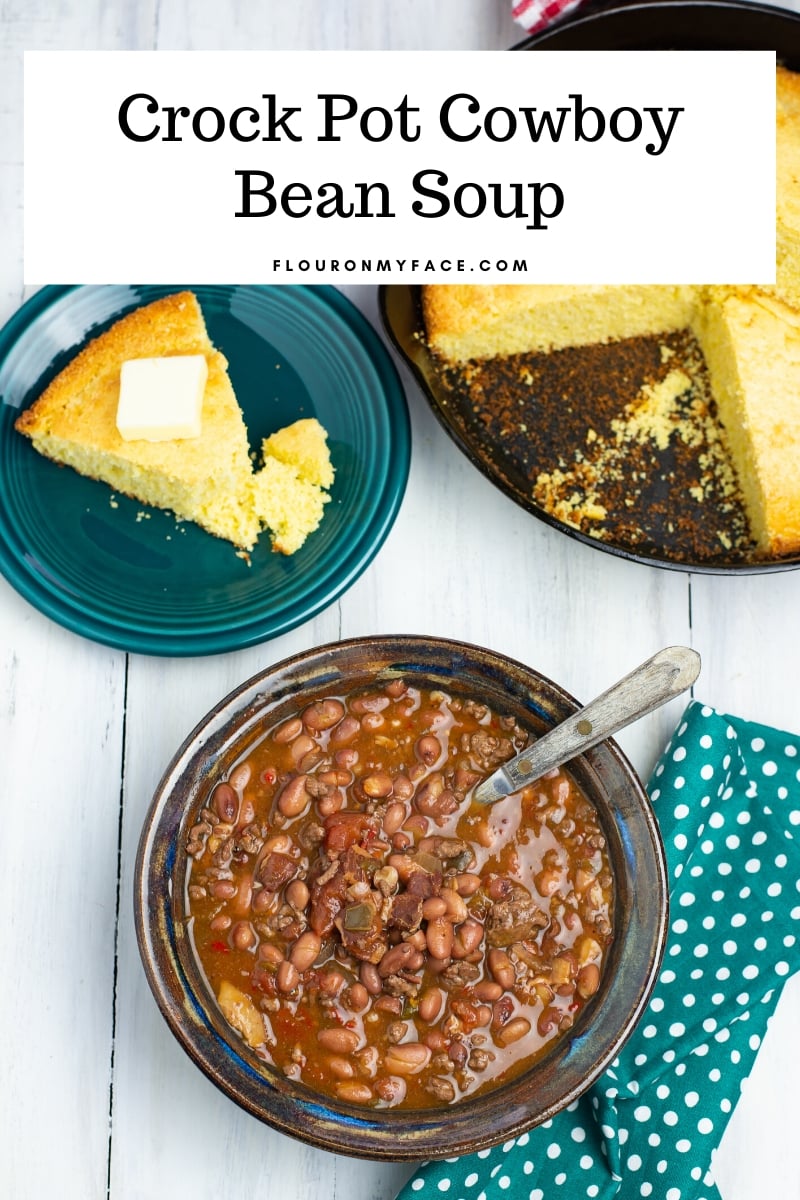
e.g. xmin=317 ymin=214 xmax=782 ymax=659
xmin=374 ymin=1076 xmax=407 ymax=1104
xmin=360 ymin=712 xmax=385 ymax=732
xmin=422 ymin=897 xmax=448 ymax=920
xmin=344 ymin=983 xmax=369 ymax=1012
xmin=495 ymin=1016 xmax=532 ymax=1046
xmin=577 ymin=963 xmax=601 ymax=998
xmin=327 ymin=1056 xmax=355 ymax=1080
xmin=391 ymin=774 xmax=414 ymax=800
xmin=329 ymin=716 xmax=361 ymax=747
xmin=285 ymin=879 xmax=310 ymax=910
xmin=335 ymin=1082 xmax=373 ymax=1104
xmin=228 ymin=763 xmax=252 ymax=792
xmin=487 ymin=949 xmax=515 ymax=990
xmin=418 ymin=988 xmax=445 ymax=1024
xmin=289 ymin=734 xmax=317 ymax=766
xmin=415 ymin=735 xmax=441 ymax=766
xmin=362 ymin=772 xmax=393 ymax=799
xmin=276 ymin=960 xmax=299 ymax=993
xmin=232 ymin=921 xmax=256 ymax=951
xmin=302 ymin=698 xmax=345 ymax=731
xmin=426 ymin=917 xmax=454 ymax=960
xmin=473 ymin=980 xmax=503 ymax=1003
xmin=441 ymin=890 xmax=468 ymax=924
xmin=383 ymin=1043 xmax=432 ymax=1076
xmin=278 ymin=775 xmax=310 ymax=818
xmin=349 ymin=693 xmax=390 ymax=714
xmin=454 ymin=872 xmax=482 ymax=897
xmin=378 ymin=942 xmax=419 ymax=977
xmin=382 ymin=803 xmax=407 ymax=836
xmin=290 ymin=931 xmax=322 ymax=972
xmin=273 ymin=716 xmax=303 ymax=743
xmin=213 ymin=782 xmax=238 ymax=823
xmin=318 ymin=1027 xmax=360 ymax=1054
xmin=456 ymin=919 xmax=484 ymax=954
xmin=360 ymin=963 xmax=383 ymax=995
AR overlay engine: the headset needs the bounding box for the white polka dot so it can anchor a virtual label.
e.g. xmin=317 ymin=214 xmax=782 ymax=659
xmin=672 ymin=918 xmax=688 ymax=934
xmin=768 ymin=882 xmax=783 ymax=898
xmin=723 ymin=940 xmax=737 ymax=955
xmin=650 ymin=998 xmax=665 ymax=1013
xmin=642 ymin=1025 xmax=657 ymax=1039
xmin=711 ymin=992 xmax=724 ymax=1005
xmin=709 ymin=812 xmax=725 ymax=829
xmin=657 ymin=1161 xmax=668 ymax=1175
xmin=498 ymin=1179 xmax=510 ymax=1191
xmin=437 ymin=1181 xmax=451 ymax=1193
xmin=666 ymin=1189 xmax=681 ymax=1200
xmin=601 ymin=1125 xmax=615 ymax=1141
xmin=673 ymin=833 xmax=688 ymax=851
xmin=529 ymin=1191 xmax=544 ymax=1200
xmin=709 ymin=1068 xmax=721 ymax=1082
xmin=673 ymin=746 xmax=687 ymax=762
xmin=700 ymin=733 xmax=713 ymax=749
xmin=674 ymin=802 xmax=690 ymax=819
xmin=664 ymin=1111 xmax=679 ymax=1127
xmin=411 ymin=1181 xmax=425 ymax=1192
xmin=674 ymin=776 xmax=685 ymax=790
xmin=698 ymin=1117 xmax=714 ymax=1134
xmin=554 ymin=1173 xmax=566 ymax=1186
xmin=587 ymin=1187 xmax=599 ymax=1198
xmin=786 ymin=744 xmax=798 ymax=757
xmin=790 ymin=811 xmax=800 ymax=826
xmin=776 ymin=961 xmax=790 ymax=976
xmin=721 ymin=1098 xmax=732 ymax=1114
xmin=662 ymin=1048 xmax=676 ymax=1064
xmin=730 ymin=913 xmax=746 ymax=927
xmin=703 ymin=1017 xmax=718 ymax=1032
xmin=684 ymin=1091 xmax=700 ymax=1107
xmin=754 ymin=937 xmax=767 ymax=952
xmin=656 ymin=1084 xmax=670 ymax=1100
xmin=627 ymin=1154 xmax=642 ymax=1170
xmin=579 ymin=1155 xmax=593 ymax=1169
xmin=700 ymin=764 xmax=714 ymax=781
xmin=676 ymin=1138 xmax=692 ymax=1152
xmin=648 ymin=1132 xmax=661 ymax=1147
xmin=718 ymin=862 xmax=733 ymax=876
xmin=634 ymin=1105 xmax=652 ymax=1122
xmin=571 ymin=1127 xmax=586 ymax=1143
xmin=694 ymin=1043 xmax=709 ymax=1057
xmin=701 ymin=840 xmax=714 ymax=855
xmin=716 ymin=967 xmax=730 ymax=980
xmin=640 ymin=1186 xmax=653 ymax=1198
xmin=661 ymin=969 xmax=676 ymax=984
xmin=679 ymin=892 xmax=696 ymax=908
xmin=694 ymin=943 xmax=709 ymax=958
xmin=751 ymin=737 xmax=765 ymax=752
xmin=743 ymin=964 xmax=759 ymax=980
xmin=669 ymin=1022 xmax=686 ymax=1037
xmin=682 ymin=993 xmax=696 ymax=1008
xmin=752 ymin=830 xmax=768 ymax=846
xmin=763 ymin=761 xmax=778 ymax=777
xmin=464 ymin=1174 xmax=479 ymax=1187
xmin=711 ymin=889 xmax=725 ymax=902
xmin=745 ymin=858 xmax=761 ymax=874
xmin=547 ymin=1144 xmax=561 ymax=1159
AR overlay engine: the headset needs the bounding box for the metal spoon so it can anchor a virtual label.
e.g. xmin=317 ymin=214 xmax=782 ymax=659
xmin=472 ymin=645 xmax=701 ymax=805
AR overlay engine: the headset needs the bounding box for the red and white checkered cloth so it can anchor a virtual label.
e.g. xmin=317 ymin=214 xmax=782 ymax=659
xmin=512 ymin=0 xmax=587 ymax=35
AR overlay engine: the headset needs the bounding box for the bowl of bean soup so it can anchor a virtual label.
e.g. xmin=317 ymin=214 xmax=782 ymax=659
xmin=134 ymin=636 xmax=668 ymax=1159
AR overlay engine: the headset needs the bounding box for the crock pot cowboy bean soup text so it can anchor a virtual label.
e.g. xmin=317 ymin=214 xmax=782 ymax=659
xmin=184 ymin=680 xmax=614 ymax=1109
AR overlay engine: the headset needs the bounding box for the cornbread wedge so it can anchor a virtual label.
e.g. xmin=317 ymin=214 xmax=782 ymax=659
xmin=15 ymin=292 xmax=334 ymax=555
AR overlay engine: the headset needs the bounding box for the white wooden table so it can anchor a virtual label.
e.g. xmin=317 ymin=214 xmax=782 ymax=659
xmin=3 ymin=3 xmax=800 ymax=1198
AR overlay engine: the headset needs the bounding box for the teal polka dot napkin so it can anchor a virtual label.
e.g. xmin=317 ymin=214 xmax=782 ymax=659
xmin=398 ymin=700 xmax=800 ymax=1200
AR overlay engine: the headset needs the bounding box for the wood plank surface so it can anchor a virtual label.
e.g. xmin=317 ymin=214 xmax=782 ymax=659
xmin=2 ymin=3 xmax=799 ymax=1198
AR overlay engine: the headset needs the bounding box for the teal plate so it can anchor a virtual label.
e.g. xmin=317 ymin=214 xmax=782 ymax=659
xmin=0 ymin=285 xmax=410 ymax=656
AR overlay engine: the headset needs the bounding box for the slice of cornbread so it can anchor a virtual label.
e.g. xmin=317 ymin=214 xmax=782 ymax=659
xmin=15 ymin=292 xmax=336 ymax=555
xmin=775 ymin=66 xmax=800 ymax=309
xmin=695 ymin=288 xmax=800 ymax=556
xmin=422 ymin=284 xmax=700 ymax=362
xmin=15 ymin=291 xmax=264 ymax=549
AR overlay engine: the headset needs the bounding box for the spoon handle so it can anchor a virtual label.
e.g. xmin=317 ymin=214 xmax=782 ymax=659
xmin=473 ymin=645 xmax=701 ymax=804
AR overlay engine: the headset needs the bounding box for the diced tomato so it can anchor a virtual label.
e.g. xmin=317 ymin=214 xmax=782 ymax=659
xmin=210 ymin=940 xmax=230 ymax=953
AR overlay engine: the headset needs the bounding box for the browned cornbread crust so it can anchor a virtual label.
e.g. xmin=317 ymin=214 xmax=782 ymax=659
xmin=422 ymin=284 xmax=699 ymax=362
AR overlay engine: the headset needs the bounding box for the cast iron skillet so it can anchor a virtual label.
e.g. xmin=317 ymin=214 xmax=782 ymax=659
xmin=380 ymin=1 xmax=800 ymax=575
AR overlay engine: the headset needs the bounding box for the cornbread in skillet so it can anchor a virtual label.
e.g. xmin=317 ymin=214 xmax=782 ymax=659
xmin=775 ymin=66 xmax=800 ymax=309
xmin=15 ymin=292 xmax=335 ymax=554
xmin=422 ymin=284 xmax=699 ymax=362
xmin=695 ymin=289 xmax=800 ymax=555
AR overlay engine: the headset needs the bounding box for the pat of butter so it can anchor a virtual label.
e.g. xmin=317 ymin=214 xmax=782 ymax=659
xmin=116 ymin=355 xmax=208 ymax=442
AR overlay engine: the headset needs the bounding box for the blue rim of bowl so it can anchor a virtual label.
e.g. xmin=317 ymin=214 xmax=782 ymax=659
xmin=0 ymin=285 xmax=411 ymax=655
